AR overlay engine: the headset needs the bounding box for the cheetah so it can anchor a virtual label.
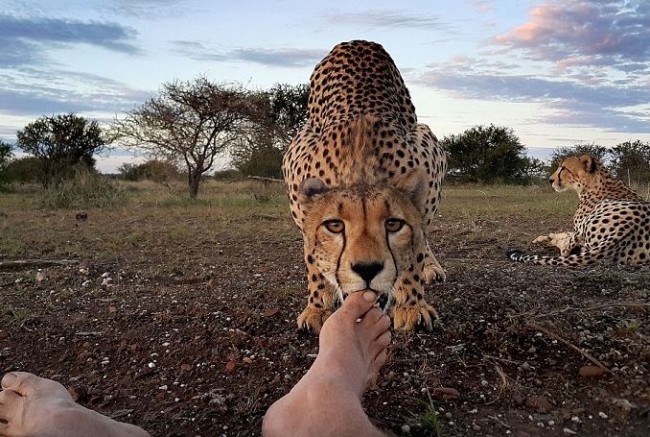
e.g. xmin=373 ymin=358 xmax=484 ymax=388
xmin=508 ymin=154 xmax=650 ymax=266
xmin=282 ymin=40 xmax=447 ymax=333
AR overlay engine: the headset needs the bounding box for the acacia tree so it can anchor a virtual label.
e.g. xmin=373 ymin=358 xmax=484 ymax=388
xmin=112 ymin=78 xmax=260 ymax=198
xmin=610 ymin=140 xmax=650 ymax=185
xmin=16 ymin=114 xmax=105 ymax=188
xmin=441 ymin=124 xmax=542 ymax=184
xmin=231 ymin=83 xmax=308 ymax=177
xmin=0 ymin=140 xmax=13 ymax=186
xmin=549 ymin=143 xmax=609 ymax=170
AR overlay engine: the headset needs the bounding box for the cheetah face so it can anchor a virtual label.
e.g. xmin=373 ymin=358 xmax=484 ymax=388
xmin=550 ymin=154 xmax=597 ymax=193
xmin=299 ymin=178 xmax=427 ymax=306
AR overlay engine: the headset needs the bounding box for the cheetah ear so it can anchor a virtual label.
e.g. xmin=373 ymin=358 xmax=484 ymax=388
xmin=580 ymin=154 xmax=597 ymax=173
xmin=395 ymin=168 xmax=428 ymax=211
xmin=299 ymin=178 xmax=329 ymax=203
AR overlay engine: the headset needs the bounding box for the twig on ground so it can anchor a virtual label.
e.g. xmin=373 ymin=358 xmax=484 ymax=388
xmin=512 ymin=302 xmax=650 ymax=319
xmin=527 ymin=322 xmax=612 ymax=373
xmin=486 ymin=362 xmax=511 ymax=405
xmin=0 ymin=259 xmax=80 ymax=270
xmin=488 ymin=415 xmax=510 ymax=429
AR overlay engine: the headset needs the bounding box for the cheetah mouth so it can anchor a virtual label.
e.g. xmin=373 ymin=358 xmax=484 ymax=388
xmin=377 ymin=293 xmax=389 ymax=311
xmin=344 ymin=290 xmax=390 ymax=311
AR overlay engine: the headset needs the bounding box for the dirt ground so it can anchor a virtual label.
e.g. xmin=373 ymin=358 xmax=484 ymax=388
xmin=1 ymin=184 xmax=649 ymax=436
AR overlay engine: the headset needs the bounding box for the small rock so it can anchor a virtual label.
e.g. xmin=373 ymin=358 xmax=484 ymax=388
xmin=526 ymin=395 xmax=553 ymax=413
xmin=243 ymin=356 xmax=253 ymax=364
xmin=609 ymin=398 xmax=636 ymax=417
xmin=35 ymin=271 xmax=46 ymax=282
xmin=225 ymin=361 xmax=237 ymax=373
xmin=262 ymin=308 xmax=280 ymax=317
xmin=563 ymin=428 xmax=577 ymax=435
xmin=579 ymin=365 xmax=608 ymax=378
xmin=401 ymin=424 xmax=410 ymax=433
xmin=180 ymin=363 xmax=192 ymax=372
xmin=431 ymin=387 xmax=461 ymax=401
xmin=513 ymin=393 xmax=526 ymax=406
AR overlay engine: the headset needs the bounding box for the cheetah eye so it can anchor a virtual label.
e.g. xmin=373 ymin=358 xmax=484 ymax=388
xmin=385 ymin=218 xmax=405 ymax=233
xmin=323 ymin=219 xmax=345 ymax=233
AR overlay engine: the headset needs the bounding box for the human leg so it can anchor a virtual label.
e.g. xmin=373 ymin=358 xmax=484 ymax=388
xmin=263 ymin=290 xmax=391 ymax=436
xmin=0 ymin=372 xmax=150 ymax=437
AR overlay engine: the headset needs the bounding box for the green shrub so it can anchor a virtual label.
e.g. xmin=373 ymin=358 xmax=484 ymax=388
xmin=41 ymin=168 xmax=124 ymax=209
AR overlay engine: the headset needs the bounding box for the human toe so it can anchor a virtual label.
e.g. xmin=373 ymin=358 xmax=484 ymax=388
xmin=339 ymin=291 xmax=377 ymax=320
xmin=1 ymin=372 xmax=69 ymax=399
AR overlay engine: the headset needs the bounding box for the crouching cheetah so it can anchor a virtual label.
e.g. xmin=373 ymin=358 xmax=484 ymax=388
xmin=282 ymin=40 xmax=447 ymax=333
xmin=508 ymin=154 xmax=650 ymax=266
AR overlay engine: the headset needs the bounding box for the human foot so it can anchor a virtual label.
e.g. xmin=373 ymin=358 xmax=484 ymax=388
xmin=0 ymin=372 xmax=149 ymax=437
xmin=263 ymin=290 xmax=391 ymax=436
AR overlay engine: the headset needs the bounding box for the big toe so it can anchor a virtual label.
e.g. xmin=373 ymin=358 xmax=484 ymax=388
xmin=2 ymin=372 xmax=70 ymax=399
xmin=339 ymin=291 xmax=377 ymax=319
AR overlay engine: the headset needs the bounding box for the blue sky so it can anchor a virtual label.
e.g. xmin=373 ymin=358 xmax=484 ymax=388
xmin=1 ymin=0 xmax=649 ymax=172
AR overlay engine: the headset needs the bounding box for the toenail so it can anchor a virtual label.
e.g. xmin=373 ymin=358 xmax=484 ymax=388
xmin=1 ymin=372 xmax=17 ymax=388
xmin=362 ymin=291 xmax=377 ymax=302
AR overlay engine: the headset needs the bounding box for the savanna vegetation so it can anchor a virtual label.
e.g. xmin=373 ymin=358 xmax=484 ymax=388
xmin=1 ymin=75 xmax=649 ymax=436
xmin=0 ymin=179 xmax=648 ymax=436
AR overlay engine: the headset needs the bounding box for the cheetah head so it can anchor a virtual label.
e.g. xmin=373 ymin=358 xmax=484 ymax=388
xmin=298 ymin=170 xmax=428 ymax=309
xmin=549 ymin=154 xmax=602 ymax=193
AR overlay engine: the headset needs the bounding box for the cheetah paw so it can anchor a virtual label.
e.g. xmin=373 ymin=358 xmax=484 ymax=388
xmin=296 ymin=306 xmax=331 ymax=334
xmin=392 ymin=303 xmax=440 ymax=332
xmin=423 ymin=262 xmax=446 ymax=283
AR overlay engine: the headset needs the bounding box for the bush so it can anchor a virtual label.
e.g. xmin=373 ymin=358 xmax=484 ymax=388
xmin=2 ymin=156 xmax=43 ymax=184
xmin=118 ymin=159 xmax=182 ymax=182
xmin=213 ymin=169 xmax=243 ymax=181
xmin=41 ymin=168 xmax=124 ymax=209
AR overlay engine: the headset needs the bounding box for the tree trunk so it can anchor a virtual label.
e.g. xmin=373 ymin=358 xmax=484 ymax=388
xmin=188 ymin=171 xmax=201 ymax=198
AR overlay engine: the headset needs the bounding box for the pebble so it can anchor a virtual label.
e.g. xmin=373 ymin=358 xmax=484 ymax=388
xmin=401 ymin=424 xmax=410 ymax=433
xmin=526 ymin=395 xmax=553 ymax=413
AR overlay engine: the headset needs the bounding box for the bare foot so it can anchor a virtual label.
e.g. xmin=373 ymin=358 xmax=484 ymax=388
xmin=263 ymin=290 xmax=391 ymax=436
xmin=0 ymin=372 xmax=149 ymax=437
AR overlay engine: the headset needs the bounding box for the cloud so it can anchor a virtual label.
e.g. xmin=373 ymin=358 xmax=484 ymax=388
xmin=493 ymin=1 xmax=650 ymax=71
xmin=0 ymin=14 xmax=139 ymax=67
xmin=416 ymin=58 xmax=650 ymax=133
xmin=0 ymin=68 xmax=152 ymax=118
xmin=324 ymin=9 xmax=449 ymax=30
xmin=106 ymin=0 xmax=194 ymax=19
xmin=171 ymin=41 xmax=326 ymax=67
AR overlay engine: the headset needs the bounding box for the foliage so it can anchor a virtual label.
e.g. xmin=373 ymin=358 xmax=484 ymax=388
xmin=231 ymin=139 xmax=284 ymax=179
xmin=0 ymin=140 xmax=13 ymax=187
xmin=264 ymin=83 xmax=309 ymax=149
xmin=547 ymin=141 xmax=650 ymax=185
xmin=111 ymin=77 xmax=260 ymax=198
xmin=118 ymin=159 xmax=183 ymax=183
xmin=416 ymin=394 xmax=443 ymax=436
xmin=41 ymin=167 xmax=124 ymax=209
xmin=609 ymin=140 xmax=650 ymax=185
xmin=2 ymin=156 xmax=42 ymax=184
xmin=548 ymin=143 xmax=609 ymax=171
xmin=16 ymin=113 xmax=106 ymax=189
xmin=441 ymin=124 xmax=543 ymax=184
xmin=213 ymin=169 xmax=243 ymax=181
xmin=230 ymin=83 xmax=308 ymax=178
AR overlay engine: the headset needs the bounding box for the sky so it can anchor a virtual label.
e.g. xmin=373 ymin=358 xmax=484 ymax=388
xmin=1 ymin=0 xmax=649 ymax=173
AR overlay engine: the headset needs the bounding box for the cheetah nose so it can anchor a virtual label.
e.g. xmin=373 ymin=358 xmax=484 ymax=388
xmin=351 ymin=262 xmax=384 ymax=283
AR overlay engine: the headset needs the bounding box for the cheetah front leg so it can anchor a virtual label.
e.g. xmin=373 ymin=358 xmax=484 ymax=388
xmin=296 ymin=257 xmax=338 ymax=334
xmin=423 ymin=242 xmax=446 ymax=283
xmin=533 ymin=232 xmax=580 ymax=256
xmin=391 ymin=273 xmax=440 ymax=332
